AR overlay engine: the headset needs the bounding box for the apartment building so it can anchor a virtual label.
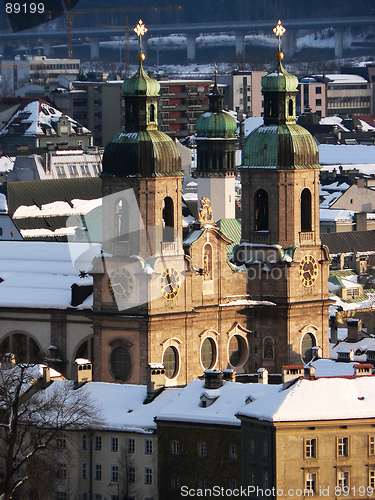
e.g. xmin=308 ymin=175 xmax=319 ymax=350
xmin=1 ymin=56 xmax=80 ymax=95
xmin=157 ymin=79 xmax=211 ymax=138
xmin=297 ymin=74 xmax=372 ymax=117
xmin=238 ymin=372 xmax=375 ymax=500
xmin=217 ymin=70 xmax=266 ymax=116
xmin=52 ymin=80 xmax=124 ymax=148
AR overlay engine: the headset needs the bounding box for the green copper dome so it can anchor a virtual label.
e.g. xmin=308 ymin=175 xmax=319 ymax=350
xmin=102 ymin=52 xmax=182 ymax=177
xmin=241 ymin=52 xmax=319 ymax=170
xmin=102 ymin=130 xmax=182 ymax=177
xmin=121 ymin=61 xmax=160 ymax=96
xmin=195 ymin=111 xmax=237 ymax=139
xmin=242 ymin=124 xmax=319 ymax=169
xmin=261 ymin=53 xmax=298 ymax=92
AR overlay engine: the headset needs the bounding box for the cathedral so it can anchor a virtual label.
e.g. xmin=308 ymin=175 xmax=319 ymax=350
xmin=89 ymin=21 xmax=331 ymax=386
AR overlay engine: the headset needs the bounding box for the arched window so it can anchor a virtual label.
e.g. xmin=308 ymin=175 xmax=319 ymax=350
xmin=115 ymin=198 xmax=129 ymax=240
xmin=110 ymin=346 xmax=131 ymax=380
xmin=0 ymin=333 xmax=40 ymax=363
xmin=162 ymin=197 xmax=174 ymax=242
xmin=269 ymin=99 xmax=275 ymax=117
xmin=263 ymin=337 xmax=274 ymax=359
xmin=129 ymin=104 xmax=135 ymax=121
xmin=149 ymin=104 xmax=155 ymax=122
xmin=203 ymin=244 xmax=212 ymax=280
xmin=301 ymin=188 xmax=312 ymax=232
xmin=301 ymin=333 xmax=316 ymax=363
xmin=201 ymin=337 xmax=216 ymax=369
xmin=163 ymin=346 xmax=179 ymax=379
xmin=228 ymin=335 xmax=248 ymax=367
xmin=288 ymin=98 xmax=294 ymax=117
xmin=254 ymin=189 xmax=269 ymax=231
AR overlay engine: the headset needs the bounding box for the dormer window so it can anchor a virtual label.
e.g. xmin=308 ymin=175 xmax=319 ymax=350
xmin=200 ymin=391 xmax=219 ymax=408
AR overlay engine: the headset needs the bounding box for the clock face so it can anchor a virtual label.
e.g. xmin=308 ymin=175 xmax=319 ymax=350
xmin=299 ymin=255 xmax=318 ymax=287
xmin=108 ymin=267 xmax=133 ymax=300
xmin=160 ymin=267 xmax=180 ymax=300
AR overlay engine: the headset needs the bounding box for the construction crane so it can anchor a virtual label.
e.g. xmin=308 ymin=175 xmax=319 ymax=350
xmin=45 ymin=3 xmax=183 ymax=60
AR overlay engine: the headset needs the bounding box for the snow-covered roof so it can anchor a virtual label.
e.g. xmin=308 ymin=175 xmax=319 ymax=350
xmin=325 ymin=74 xmax=368 ymax=84
xmin=0 ymin=241 xmax=94 ymax=309
xmin=330 ymin=337 xmax=375 ymax=362
xmin=319 ymin=144 xmax=375 ymax=165
xmin=237 ymin=376 xmax=375 ymax=422
xmin=308 ymin=358 xmax=359 ymax=377
xmin=0 ymin=100 xmax=91 ymax=137
xmin=156 ymin=378 xmax=280 ymax=426
xmin=83 ymin=382 xmax=182 ymax=433
xmin=320 ymin=208 xmax=354 ymax=222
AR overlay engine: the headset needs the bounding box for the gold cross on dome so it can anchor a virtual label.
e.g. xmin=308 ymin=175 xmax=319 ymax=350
xmin=273 ymin=20 xmax=286 ymax=52
xmin=134 ymin=19 xmax=148 ymax=53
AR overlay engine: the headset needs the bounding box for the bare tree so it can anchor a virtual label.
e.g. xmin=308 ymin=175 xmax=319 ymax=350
xmin=0 ymin=363 xmax=102 ymax=500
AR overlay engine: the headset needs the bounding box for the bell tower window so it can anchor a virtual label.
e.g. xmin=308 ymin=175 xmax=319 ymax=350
xmin=149 ymin=104 xmax=155 ymax=123
xmin=301 ymin=188 xmax=312 ymax=232
xmin=115 ymin=198 xmax=129 ymax=240
xmin=254 ymin=189 xmax=269 ymax=231
xmin=162 ymin=196 xmax=174 ymax=242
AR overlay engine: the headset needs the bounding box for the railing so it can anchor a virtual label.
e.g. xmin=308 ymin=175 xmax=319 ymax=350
xmin=251 ymin=231 xmax=270 ymax=244
xmin=299 ymin=231 xmax=314 ymax=244
xmin=112 ymin=241 xmax=130 ymax=255
xmin=161 ymin=241 xmax=177 ymax=255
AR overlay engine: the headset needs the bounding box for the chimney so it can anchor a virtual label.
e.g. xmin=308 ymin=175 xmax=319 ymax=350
xmin=257 ymin=367 xmax=268 ymax=384
xmin=347 ymin=318 xmax=362 ymax=341
xmin=304 ymin=365 xmax=316 ymax=379
xmin=204 ymin=370 xmax=223 ymax=389
xmin=339 ymin=253 xmax=345 ymax=270
xmin=354 ymin=363 xmax=372 ymax=376
xmin=282 ymin=365 xmax=304 ymax=384
xmin=330 ymin=317 xmax=338 ymax=344
xmin=42 ymin=366 xmax=50 ymax=386
xmin=147 ymin=363 xmax=166 ymax=395
xmin=357 ymin=178 xmax=366 ymax=188
xmin=73 ymin=358 xmax=92 ymax=386
xmin=223 ymin=369 xmax=236 ymax=382
xmin=312 ymin=346 xmax=322 ymax=359
xmin=355 ymin=212 xmax=367 ymax=232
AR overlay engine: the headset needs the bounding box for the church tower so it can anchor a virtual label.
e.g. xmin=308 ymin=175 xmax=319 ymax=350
xmin=235 ymin=21 xmax=330 ymax=373
xmin=91 ymin=21 xmax=186 ymax=384
xmin=195 ymin=66 xmax=238 ymax=220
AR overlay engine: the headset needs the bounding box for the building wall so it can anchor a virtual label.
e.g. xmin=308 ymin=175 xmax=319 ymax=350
xmin=158 ymin=80 xmax=211 ymax=137
xmin=327 ymin=83 xmax=371 ymax=116
xmin=298 ymin=82 xmax=327 ymax=117
xmin=0 ymin=309 xmax=92 ymax=379
xmin=157 ymin=421 xmax=241 ymax=499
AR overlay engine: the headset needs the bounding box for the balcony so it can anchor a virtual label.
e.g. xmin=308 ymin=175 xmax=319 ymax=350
xmin=161 ymin=241 xmax=177 ymax=255
xmin=251 ymin=231 xmax=270 ymax=244
xmin=299 ymin=231 xmax=314 ymax=244
xmin=112 ymin=241 xmax=130 ymax=256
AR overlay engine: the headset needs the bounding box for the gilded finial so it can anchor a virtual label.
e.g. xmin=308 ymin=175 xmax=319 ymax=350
xmin=214 ymin=61 xmax=218 ymax=75
xmin=273 ymin=20 xmax=286 ymax=54
xmin=134 ymin=19 xmax=148 ymax=60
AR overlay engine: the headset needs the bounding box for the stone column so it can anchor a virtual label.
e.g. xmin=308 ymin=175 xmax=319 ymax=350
xmin=43 ymin=42 xmax=53 ymax=57
xmin=235 ymin=32 xmax=246 ymax=59
xmin=334 ymin=27 xmax=344 ymax=59
xmin=90 ymin=38 xmax=100 ymax=60
xmin=186 ymin=33 xmax=196 ymax=61
xmin=283 ymin=29 xmax=297 ymax=58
